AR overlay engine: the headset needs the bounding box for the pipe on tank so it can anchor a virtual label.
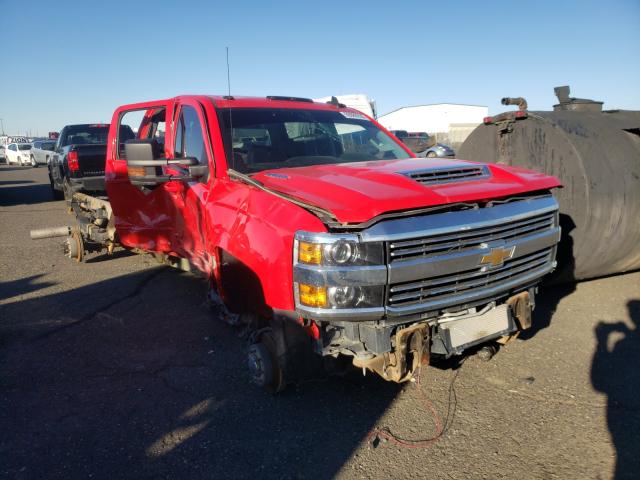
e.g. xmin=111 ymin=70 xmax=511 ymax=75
xmin=501 ymin=97 xmax=528 ymax=111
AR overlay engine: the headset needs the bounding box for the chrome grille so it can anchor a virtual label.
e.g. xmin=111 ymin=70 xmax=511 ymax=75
xmin=371 ymin=196 xmax=561 ymax=316
xmin=389 ymin=210 xmax=555 ymax=262
xmin=403 ymin=165 xmax=490 ymax=185
xmin=388 ymin=248 xmax=553 ymax=307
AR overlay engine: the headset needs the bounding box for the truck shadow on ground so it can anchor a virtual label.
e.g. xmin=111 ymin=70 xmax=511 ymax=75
xmin=591 ymin=299 xmax=640 ymax=480
xmin=0 ymin=183 xmax=57 ymax=206
xmin=0 ymin=166 xmax=36 ymax=172
xmin=0 ymin=180 xmax=35 ymax=185
xmin=0 ymin=274 xmax=57 ymax=301
xmin=0 ymin=267 xmax=401 ymax=479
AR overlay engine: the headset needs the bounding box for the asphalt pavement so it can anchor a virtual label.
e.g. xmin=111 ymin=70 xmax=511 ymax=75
xmin=1 ymin=164 xmax=639 ymax=479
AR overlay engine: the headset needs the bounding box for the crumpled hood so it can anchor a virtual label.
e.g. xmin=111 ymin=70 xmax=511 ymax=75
xmin=253 ymin=158 xmax=562 ymax=224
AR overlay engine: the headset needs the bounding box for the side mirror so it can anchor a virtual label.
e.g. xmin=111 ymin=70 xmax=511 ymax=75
xmin=125 ymin=140 xmax=205 ymax=185
xmin=125 ymin=140 xmax=164 ymax=185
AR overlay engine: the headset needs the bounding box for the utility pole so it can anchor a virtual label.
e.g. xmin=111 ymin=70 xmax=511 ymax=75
xmin=0 ymin=118 xmax=5 ymax=135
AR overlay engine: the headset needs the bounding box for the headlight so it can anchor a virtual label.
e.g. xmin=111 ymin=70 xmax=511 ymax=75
xmin=327 ymin=285 xmax=384 ymax=308
xmin=297 ymin=284 xmax=385 ymax=309
xmin=294 ymin=232 xmax=386 ymax=317
xmin=329 ymin=240 xmax=354 ymax=264
xmin=296 ymin=235 xmax=383 ymax=266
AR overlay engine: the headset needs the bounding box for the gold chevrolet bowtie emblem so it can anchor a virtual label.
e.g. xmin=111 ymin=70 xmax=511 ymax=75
xmin=480 ymin=246 xmax=516 ymax=267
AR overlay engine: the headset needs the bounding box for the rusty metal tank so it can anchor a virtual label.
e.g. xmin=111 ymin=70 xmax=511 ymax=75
xmin=458 ymin=86 xmax=640 ymax=281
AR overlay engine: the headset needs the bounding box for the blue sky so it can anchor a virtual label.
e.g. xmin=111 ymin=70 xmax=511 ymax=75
xmin=1 ymin=0 xmax=639 ymax=136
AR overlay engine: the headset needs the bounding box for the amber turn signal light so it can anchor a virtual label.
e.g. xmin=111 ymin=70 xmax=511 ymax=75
xmin=128 ymin=166 xmax=147 ymax=177
xmin=298 ymin=241 xmax=322 ymax=265
xmin=298 ymin=284 xmax=327 ymax=308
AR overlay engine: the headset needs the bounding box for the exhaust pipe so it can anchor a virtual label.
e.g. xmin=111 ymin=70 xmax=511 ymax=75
xmin=30 ymin=226 xmax=71 ymax=240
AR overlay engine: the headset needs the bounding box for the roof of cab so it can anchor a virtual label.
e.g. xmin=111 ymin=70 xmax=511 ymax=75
xmin=207 ymin=95 xmax=345 ymax=111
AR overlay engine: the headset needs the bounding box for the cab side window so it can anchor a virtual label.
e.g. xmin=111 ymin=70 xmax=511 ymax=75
xmin=174 ymin=114 xmax=184 ymax=158
xmin=118 ymin=107 xmax=166 ymax=159
xmin=174 ymin=105 xmax=207 ymax=164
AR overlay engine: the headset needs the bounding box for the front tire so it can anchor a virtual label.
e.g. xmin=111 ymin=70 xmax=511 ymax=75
xmin=248 ymin=331 xmax=285 ymax=393
xmin=31 ymin=156 xmax=37 ymax=167
xmin=426 ymin=151 xmax=438 ymax=158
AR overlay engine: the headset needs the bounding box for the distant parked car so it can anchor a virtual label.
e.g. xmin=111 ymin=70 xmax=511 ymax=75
xmin=30 ymin=140 xmax=57 ymax=167
xmin=389 ymin=130 xmax=431 ymax=154
xmin=0 ymin=146 xmax=6 ymax=163
xmin=419 ymin=143 xmax=456 ymax=158
xmin=4 ymin=143 xmax=34 ymax=165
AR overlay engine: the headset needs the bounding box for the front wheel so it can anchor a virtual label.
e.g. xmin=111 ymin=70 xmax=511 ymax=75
xmin=31 ymin=156 xmax=37 ymax=167
xmin=248 ymin=331 xmax=285 ymax=393
xmin=426 ymin=151 xmax=438 ymax=158
xmin=64 ymin=230 xmax=85 ymax=262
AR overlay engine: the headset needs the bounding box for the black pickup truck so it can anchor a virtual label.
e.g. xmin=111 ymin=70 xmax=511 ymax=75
xmin=48 ymin=124 xmax=134 ymax=199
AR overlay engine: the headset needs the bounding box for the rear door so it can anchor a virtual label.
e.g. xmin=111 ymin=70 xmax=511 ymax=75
xmin=41 ymin=141 xmax=56 ymax=164
xmin=32 ymin=141 xmax=41 ymax=162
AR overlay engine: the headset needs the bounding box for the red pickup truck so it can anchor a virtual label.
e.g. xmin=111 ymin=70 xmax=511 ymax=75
xmin=37 ymin=95 xmax=562 ymax=391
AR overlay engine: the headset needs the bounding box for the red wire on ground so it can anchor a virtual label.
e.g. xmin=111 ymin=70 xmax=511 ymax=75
xmin=367 ymin=366 xmax=445 ymax=449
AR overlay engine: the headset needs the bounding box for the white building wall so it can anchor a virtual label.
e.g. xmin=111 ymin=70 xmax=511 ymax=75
xmin=448 ymin=123 xmax=482 ymax=146
xmin=313 ymin=94 xmax=376 ymax=118
xmin=377 ymin=104 xmax=488 ymax=134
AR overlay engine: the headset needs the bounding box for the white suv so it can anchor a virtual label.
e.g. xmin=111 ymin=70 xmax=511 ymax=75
xmin=30 ymin=140 xmax=57 ymax=166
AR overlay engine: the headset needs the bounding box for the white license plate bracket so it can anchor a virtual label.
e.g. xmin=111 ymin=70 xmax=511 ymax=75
xmin=440 ymin=304 xmax=515 ymax=353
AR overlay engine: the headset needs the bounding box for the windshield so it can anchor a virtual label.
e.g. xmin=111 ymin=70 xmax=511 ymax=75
xmin=218 ymin=108 xmax=411 ymax=174
xmin=18 ymin=144 xmax=32 ymax=150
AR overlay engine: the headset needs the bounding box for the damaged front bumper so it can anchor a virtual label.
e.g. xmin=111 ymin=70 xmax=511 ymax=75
xmin=291 ymin=196 xmax=558 ymax=382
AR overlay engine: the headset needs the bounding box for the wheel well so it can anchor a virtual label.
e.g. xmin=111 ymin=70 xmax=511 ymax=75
xmin=218 ymin=249 xmax=270 ymax=316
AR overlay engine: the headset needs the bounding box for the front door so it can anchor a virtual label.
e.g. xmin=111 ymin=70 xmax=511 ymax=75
xmin=166 ymin=99 xmax=213 ymax=272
